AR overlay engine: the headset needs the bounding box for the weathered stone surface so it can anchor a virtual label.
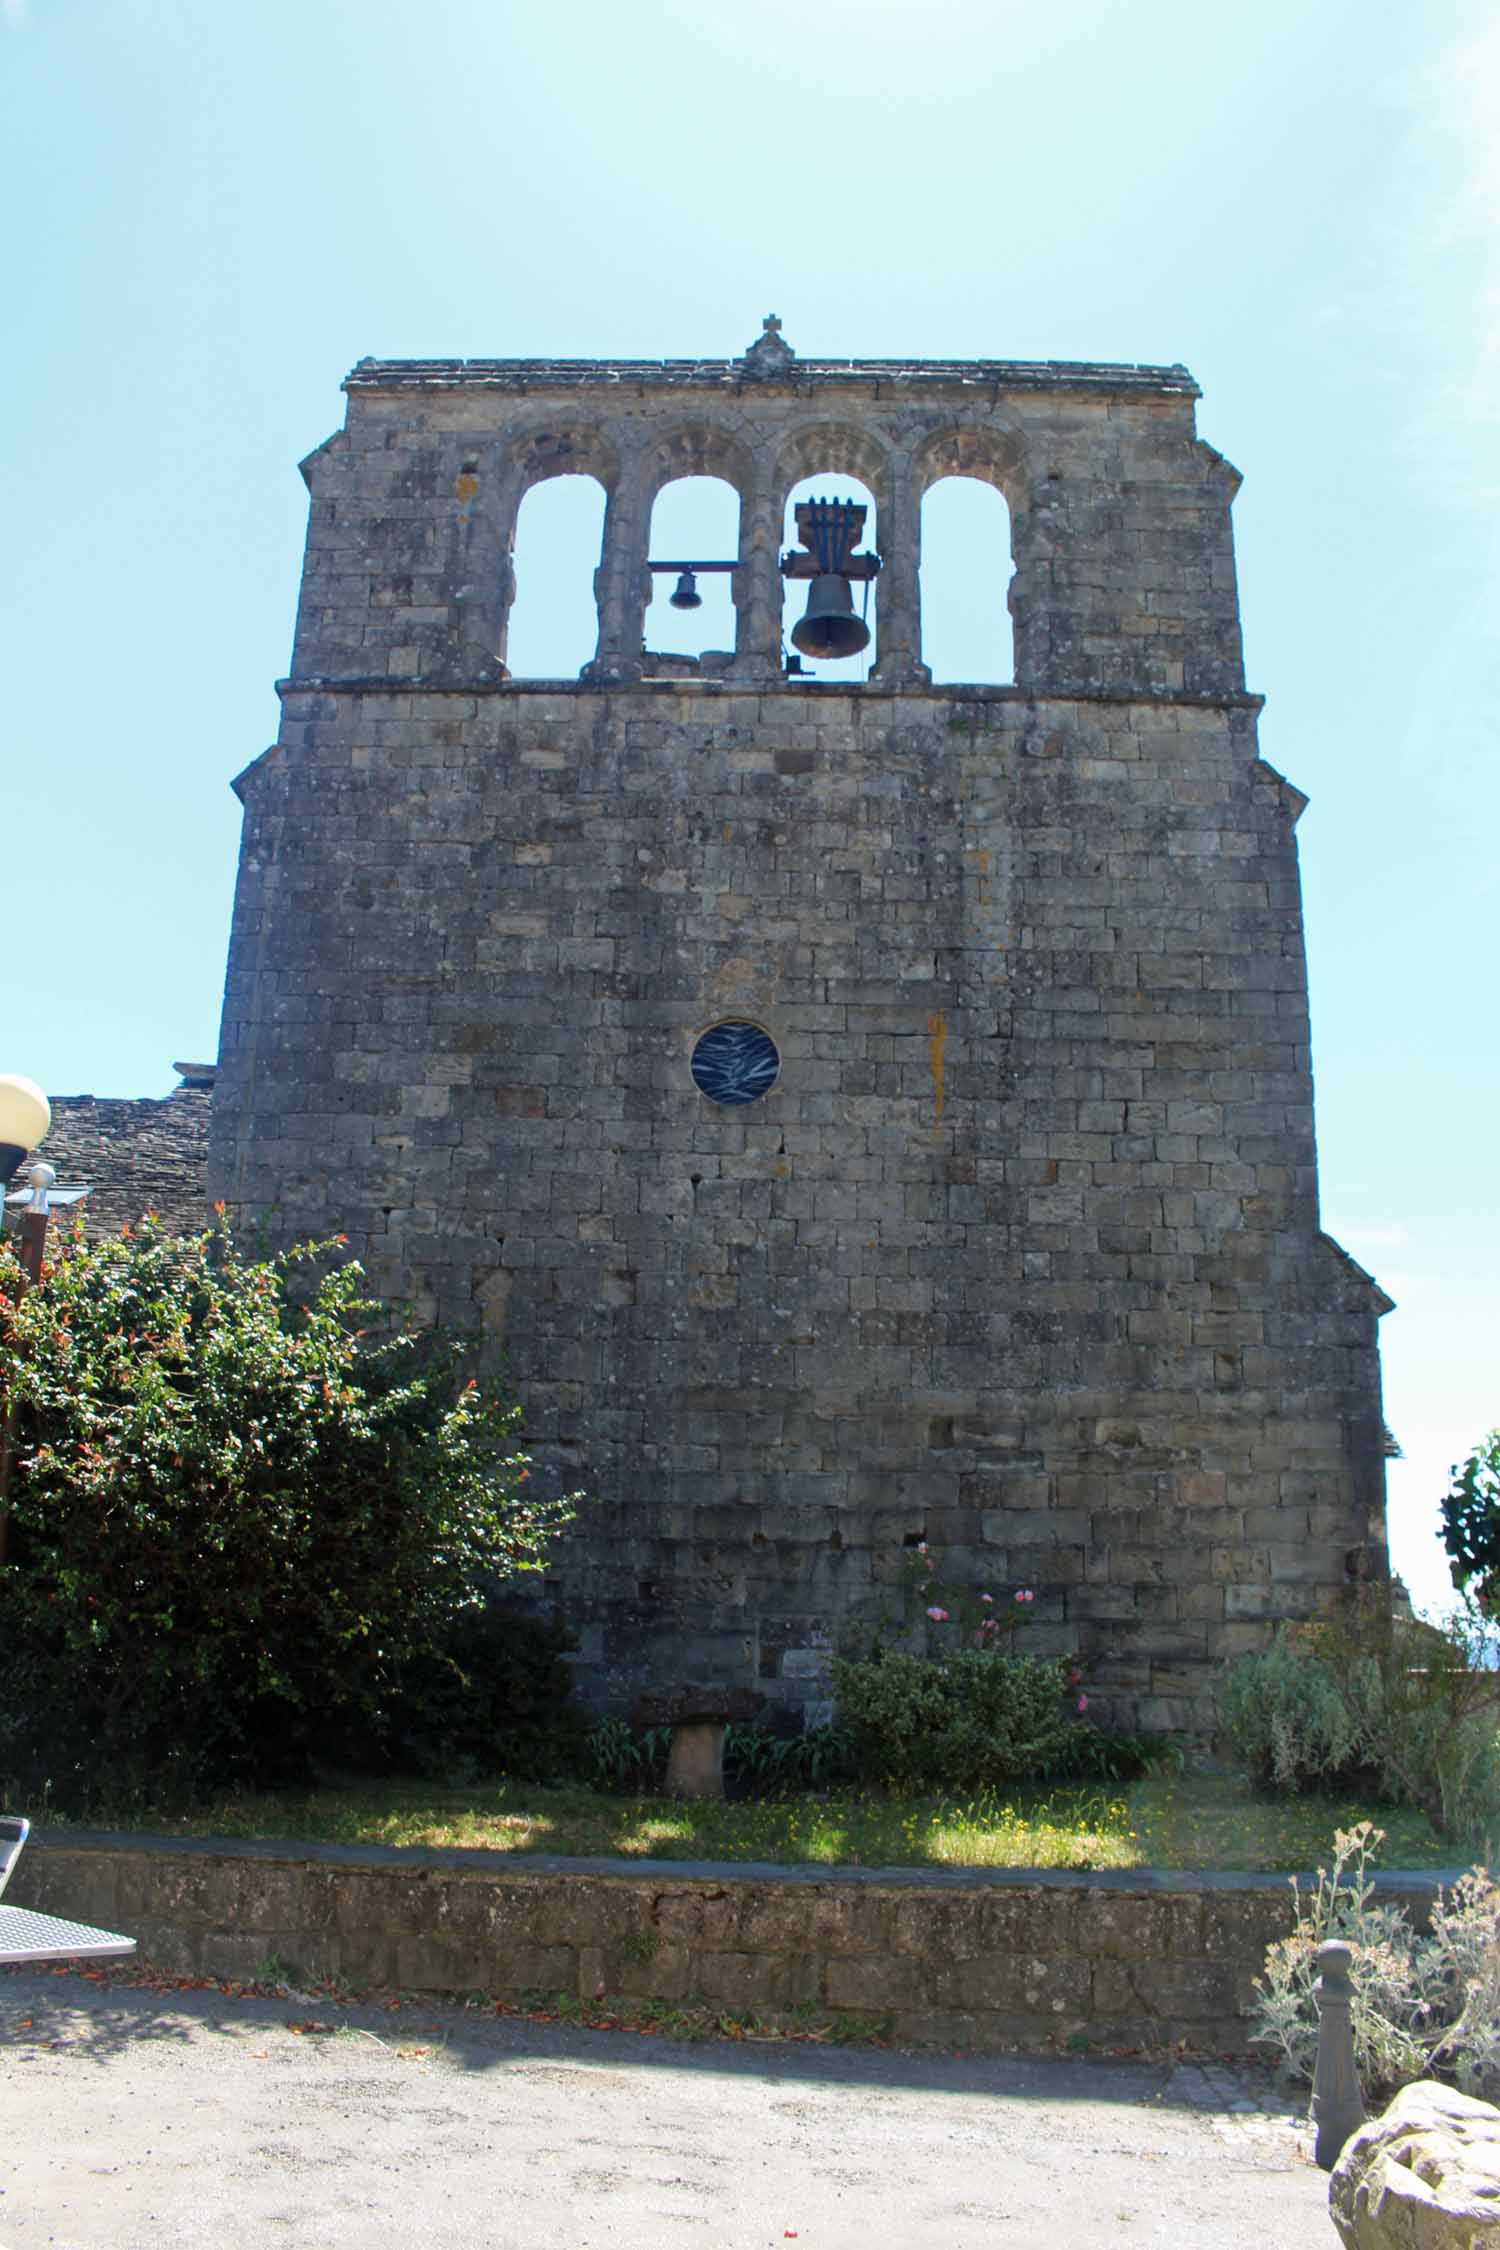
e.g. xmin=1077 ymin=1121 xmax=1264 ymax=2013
xmin=30 ymin=1078 xmax=212 ymax=1237
xmin=631 ymin=1685 xmax=764 ymax=1729
xmin=13 ymin=1830 xmax=1450 ymax=2057
xmin=1329 ymin=2081 xmax=1500 ymax=2248
xmin=664 ymin=1722 xmax=724 ymax=1800
xmin=206 ymin=329 xmax=1392 ymax=1732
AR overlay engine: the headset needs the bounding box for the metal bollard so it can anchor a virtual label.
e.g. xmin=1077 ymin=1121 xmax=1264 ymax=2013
xmin=1312 ymin=1939 xmax=1366 ymax=2170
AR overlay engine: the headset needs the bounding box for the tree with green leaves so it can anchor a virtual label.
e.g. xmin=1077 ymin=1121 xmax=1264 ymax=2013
xmin=1442 ymin=1429 xmax=1500 ymax=1610
xmin=0 ymin=1218 xmax=572 ymax=1801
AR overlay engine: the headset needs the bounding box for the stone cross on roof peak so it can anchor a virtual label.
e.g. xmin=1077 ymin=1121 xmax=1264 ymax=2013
xmin=741 ymin=313 xmax=795 ymax=374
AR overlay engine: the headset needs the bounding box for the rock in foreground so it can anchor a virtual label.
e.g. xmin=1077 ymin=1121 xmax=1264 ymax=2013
xmin=1330 ymin=2079 xmax=1500 ymax=2248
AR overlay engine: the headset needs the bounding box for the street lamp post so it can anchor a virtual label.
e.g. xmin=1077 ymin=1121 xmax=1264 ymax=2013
xmin=0 ymin=1077 xmax=90 ymax=1564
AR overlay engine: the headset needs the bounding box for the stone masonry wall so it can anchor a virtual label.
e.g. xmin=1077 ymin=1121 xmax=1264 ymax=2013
xmin=211 ymin=681 xmax=1389 ymax=1732
xmin=12 ymin=1830 xmax=1446 ymax=2055
xmin=208 ymin=335 xmax=1390 ymax=1734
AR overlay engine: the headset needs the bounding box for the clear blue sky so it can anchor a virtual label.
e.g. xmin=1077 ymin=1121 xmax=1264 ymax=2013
xmin=3 ymin=0 xmax=1496 ymax=1611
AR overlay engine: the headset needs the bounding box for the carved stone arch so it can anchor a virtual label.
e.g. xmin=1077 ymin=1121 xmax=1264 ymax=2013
xmin=508 ymin=420 xmax=622 ymax=499
xmin=633 ymin=425 xmax=754 ymax=674
xmin=769 ymin=420 xmax=895 ymax=677
xmin=912 ymin=422 xmax=1031 ymax=688
xmin=485 ymin=420 xmax=623 ymax=592
xmin=640 ymin=422 xmax=754 ymax=511
xmin=486 ymin=422 xmax=621 ymax=677
xmin=773 ymin=418 xmax=894 ymax=511
xmin=912 ymin=422 xmax=1029 ymax=510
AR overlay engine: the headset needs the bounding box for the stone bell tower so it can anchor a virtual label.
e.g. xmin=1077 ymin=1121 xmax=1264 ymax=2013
xmin=209 ymin=319 xmax=1390 ymax=1732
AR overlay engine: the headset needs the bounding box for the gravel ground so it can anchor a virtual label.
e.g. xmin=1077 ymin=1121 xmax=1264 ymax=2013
xmin=0 ymin=1967 xmax=1335 ymax=2250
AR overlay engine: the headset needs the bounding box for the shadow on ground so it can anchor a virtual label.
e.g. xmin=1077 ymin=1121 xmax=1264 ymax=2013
xmin=2 ymin=1960 xmax=1294 ymax=2113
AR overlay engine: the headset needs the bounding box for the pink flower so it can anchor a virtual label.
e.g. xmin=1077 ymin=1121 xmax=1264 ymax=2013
xmin=916 ymin=1541 xmax=928 ymax=1554
xmin=1014 ymin=1590 xmax=1026 ymax=1604
xmin=925 ymin=1605 xmax=949 ymax=1623
xmin=1076 ymin=1694 xmax=1088 ymax=1713
xmin=980 ymin=1592 xmax=994 ymax=1605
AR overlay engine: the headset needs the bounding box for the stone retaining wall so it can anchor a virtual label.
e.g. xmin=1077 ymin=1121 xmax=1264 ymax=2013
xmin=11 ymin=1832 xmax=1448 ymax=2053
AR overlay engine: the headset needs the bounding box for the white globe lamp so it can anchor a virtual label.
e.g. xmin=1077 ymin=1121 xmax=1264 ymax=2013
xmin=0 ymin=1075 xmax=50 ymax=1184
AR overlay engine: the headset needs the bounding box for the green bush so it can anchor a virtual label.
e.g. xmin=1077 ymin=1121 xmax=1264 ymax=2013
xmin=1310 ymin=1593 xmax=1500 ymax=1843
xmin=1254 ymin=1821 xmax=1500 ymax=2103
xmin=830 ymin=1648 xmax=1076 ymax=1791
xmin=1042 ymin=1725 xmax=1177 ymax=1784
xmin=724 ymin=1723 xmax=858 ymax=1793
xmin=0 ymin=1219 xmax=573 ymax=1803
xmin=1221 ymin=1604 xmax=1500 ymax=1845
xmin=379 ymin=1608 xmax=589 ymax=1783
xmin=585 ymin=1718 xmax=671 ymax=1792
xmin=582 ymin=1720 xmax=858 ymax=1797
xmin=1219 ymin=1627 xmax=1369 ymax=1792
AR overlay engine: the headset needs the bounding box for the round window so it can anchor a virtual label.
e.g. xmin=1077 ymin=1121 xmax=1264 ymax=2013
xmin=691 ymin=1021 xmax=780 ymax=1107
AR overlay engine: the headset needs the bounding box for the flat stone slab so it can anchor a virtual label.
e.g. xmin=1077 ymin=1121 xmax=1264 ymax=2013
xmin=630 ymin=1684 xmax=764 ymax=1729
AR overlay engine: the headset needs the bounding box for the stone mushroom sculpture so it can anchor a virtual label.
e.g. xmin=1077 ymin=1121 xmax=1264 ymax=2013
xmin=630 ymin=1684 xmax=765 ymax=1800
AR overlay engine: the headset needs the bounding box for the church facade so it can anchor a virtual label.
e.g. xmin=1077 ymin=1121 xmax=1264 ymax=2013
xmin=208 ymin=322 xmax=1390 ymax=1731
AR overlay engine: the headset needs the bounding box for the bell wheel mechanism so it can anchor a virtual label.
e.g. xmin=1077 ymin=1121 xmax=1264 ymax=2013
xmin=780 ymin=498 xmax=881 ymax=663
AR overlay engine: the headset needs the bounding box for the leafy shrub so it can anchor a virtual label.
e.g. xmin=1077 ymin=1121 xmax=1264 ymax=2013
xmin=1303 ymin=1593 xmax=1500 ymax=1843
xmin=1041 ymin=1726 xmax=1177 ymax=1784
xmin=583 ymin=1719 xmax=857 ymax=1797
xmin=830 ymin=1648 xmax=1076 ymax=1791
xmin=585 ymin=1719 xmax=671 ymax=1792
xmin=1221 ymin=1601 xmax=1500 ymax=1845
xmin=1219 ymin=1628 xmax=1369 ymax=1792
xmin=0 ymin=1220 xmax=573 ymax=1802
xmin=725 ymin=1723 xmax=858 ymax=1793
xmin=1442 ymin=1428 xmax=1500 ymax=1604
xmin=379 ymin=1608 xmax=590 ymax=1783
xmin=1253 ymin=1821 xmax=1500 ymax=2103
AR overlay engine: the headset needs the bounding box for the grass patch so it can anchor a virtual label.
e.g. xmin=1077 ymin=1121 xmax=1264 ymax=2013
xmin=1126 ymin=1769 xmax=1462 ymax=1871
xmin=35 ymin=1768 xmax=1477 ymax=1871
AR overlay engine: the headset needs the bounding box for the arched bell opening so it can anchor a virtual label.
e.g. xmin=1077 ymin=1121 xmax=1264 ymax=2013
xmin=919 ymin=476 xmax=1015 ymax=685
xmin=504 ymin=473 xmax=609 ymax=680
xmin=643 ymin=476 xmax=741 ymax=676
xmin=779 ymin=473 xmax=879 ymax=684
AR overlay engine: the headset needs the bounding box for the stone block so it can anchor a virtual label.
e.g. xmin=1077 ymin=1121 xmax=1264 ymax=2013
xmin=652 ymin=1886 xmax=744 ymax=1948
xmin=825 ymin=1952 xmax=930 ymax=2012
xmin=396 ymin=1936 xmax=573 ymax=1994
xmin=692 ymin=1947 xmax=822 ymax=2011
xmin=1071 ymin=1887 xmax=1204 ymax=1962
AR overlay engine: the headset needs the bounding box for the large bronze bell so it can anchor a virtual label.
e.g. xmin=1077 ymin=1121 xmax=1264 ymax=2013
xmin=790 ymin=573 xmax=870 ymax=661
xmin=669 ymin=569 xmax=702 ymax=611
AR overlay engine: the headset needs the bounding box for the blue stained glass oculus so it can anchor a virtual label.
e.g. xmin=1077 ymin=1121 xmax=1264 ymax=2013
xmin=691 ymin=1021 xmax=780 ymax=1106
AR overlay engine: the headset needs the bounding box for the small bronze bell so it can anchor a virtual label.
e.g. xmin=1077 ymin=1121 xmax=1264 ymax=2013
xmin=790 ymin=573 xmax=870 ymax=661
xmin=669 ymin=569 xmax=702 ymax=611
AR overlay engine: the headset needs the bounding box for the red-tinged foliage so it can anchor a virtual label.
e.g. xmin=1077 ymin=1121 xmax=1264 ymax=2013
xmin=0 ymin=1219 xmax=575 ymax=1803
